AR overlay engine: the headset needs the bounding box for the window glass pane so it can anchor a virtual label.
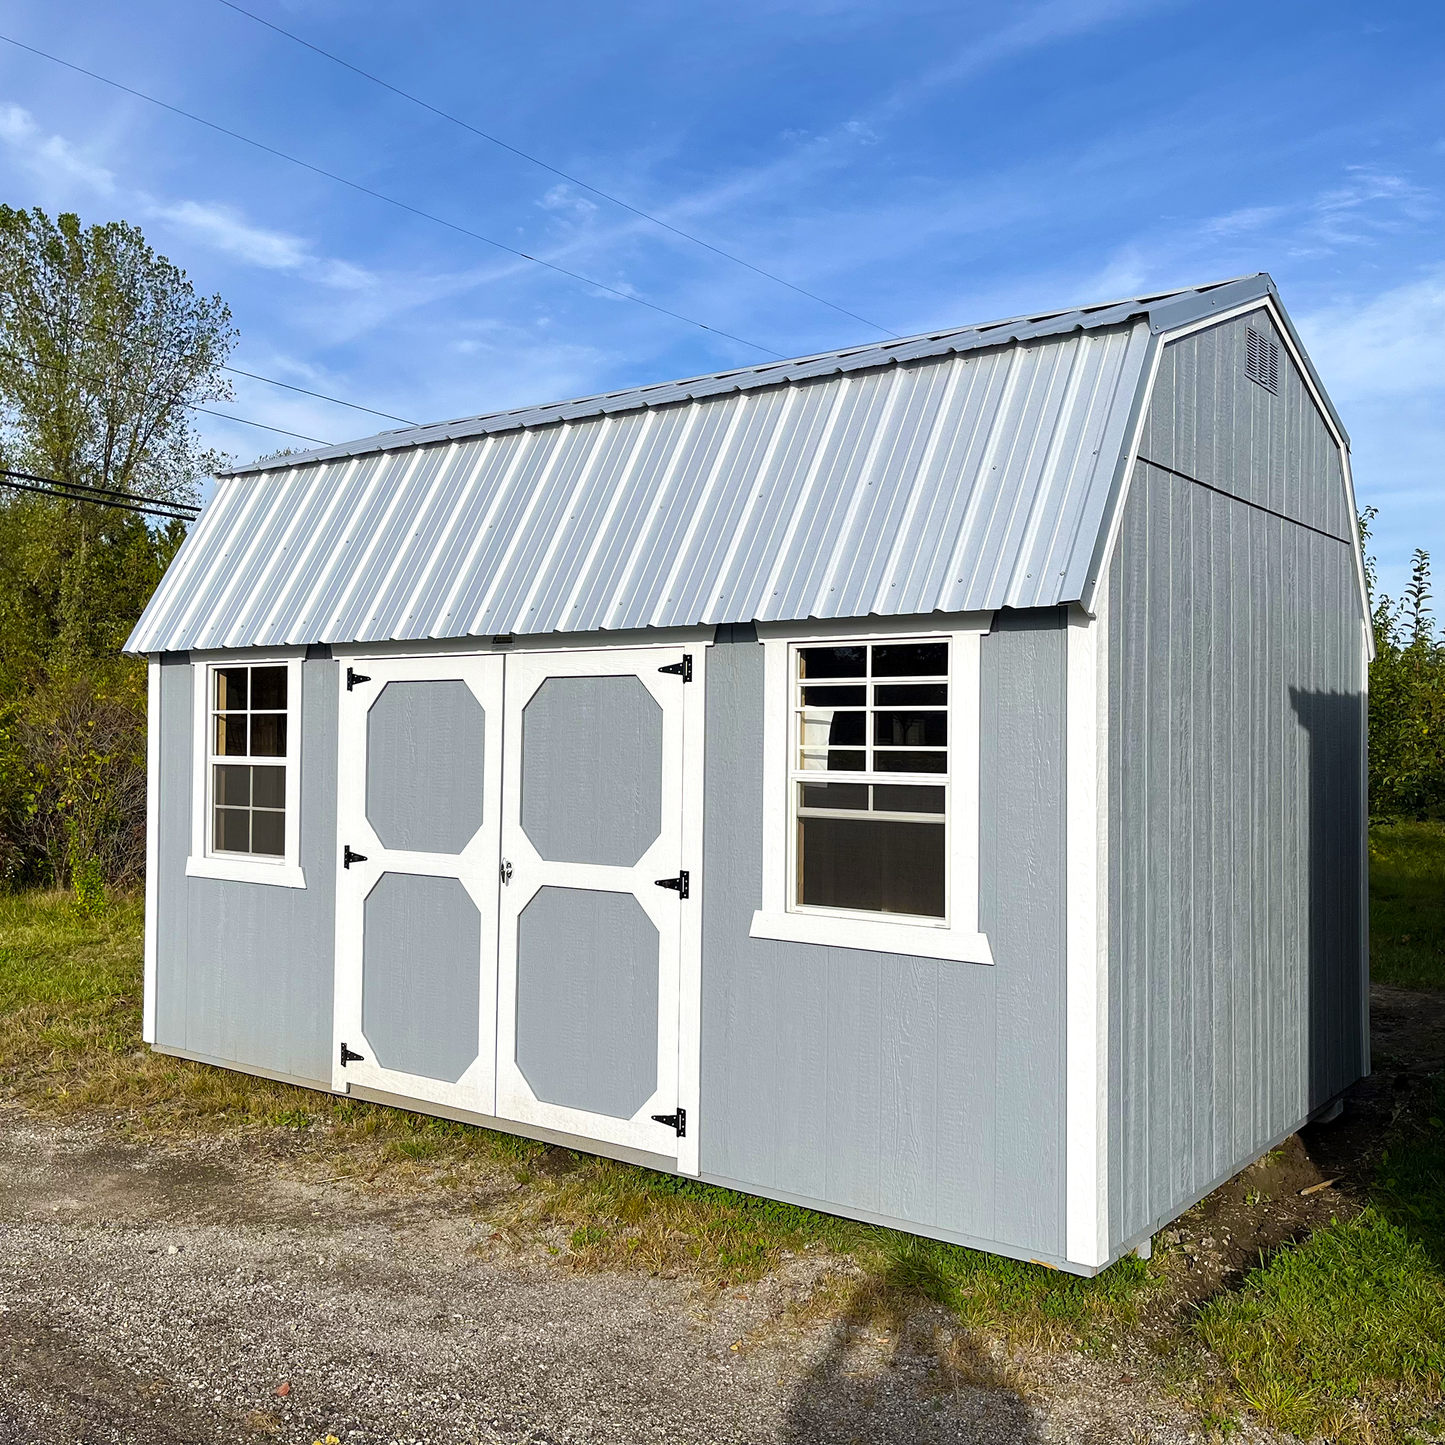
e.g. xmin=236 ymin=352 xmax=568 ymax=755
xmin=250 ymin=809 xmax=286 ymax=856
xmin=826 ymin=750 xmax=866 ymax=771
xmin=799 ymin=781 xmax=869 ymax=811
xmin=249 ymin=713 xmax=288 ymax=757
xmin=214 ymin=807 xmax=251 ymax=853
xmin=251 ymin=765 xmax=286 ymax=809
xmin=871 ymin=642 xmax=947 ymax=676
xmin=875 ymin=750 xmax=947 ymax=773
xmin=214 ymin=667 xmax=248 ymax=710
xmin=797 ymin=816 xmax=945 ymax=918
xmin=873 ymin=784 xmax=946 ymax=814
xmin=873 ymin=711 xmax=948 ymax=747
xmin=215 ymin=715 xmax=248 ymax=756
xmin=214 ymin=764 xmax=251 ymax=806
xmin=801 ymin=684 xmax=865 ymax=707
xmin=798 ymin=645 xmax=866 ymax=678
xmin=250 ymin=667 xmax=287 ymax=710
xmin=874 ymin=683 xmax=948 ymax=705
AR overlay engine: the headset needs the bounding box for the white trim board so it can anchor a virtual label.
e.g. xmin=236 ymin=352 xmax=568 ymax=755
xmin=142 ymin=658 xmax=161 ymax=1044
xmin=1064 ymin=602 xmax=1109 ymax=1269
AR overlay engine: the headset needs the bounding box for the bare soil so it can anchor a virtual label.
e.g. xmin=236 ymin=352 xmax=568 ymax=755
xmin=1 ymin=980 xmax=1440 ymax=1445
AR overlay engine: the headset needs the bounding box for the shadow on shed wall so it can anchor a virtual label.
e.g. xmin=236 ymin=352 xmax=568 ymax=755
xmin=1289 ymin=687 xmax=1369 ymax=1108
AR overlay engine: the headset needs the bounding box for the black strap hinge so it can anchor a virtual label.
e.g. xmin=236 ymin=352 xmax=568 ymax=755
xmin=654 ymin=870 xmax=689 ymax=899
xmin=651 ymin=1107 xmax=686 ymax=1137
xmin=657 ymin=654 xmax=692 ymax=682
xmin=343 ymin=844 xmax=368 ymax=869
xmin=346 ymin=666 xmax=371 ymax=691
xmin=340 ymin=1042 xmax=365 ymax=1066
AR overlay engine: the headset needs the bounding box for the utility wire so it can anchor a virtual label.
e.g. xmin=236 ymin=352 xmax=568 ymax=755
xmin=187 ymin=405 xmax=331 ymax=444
xmin=222 ymin=365 xmax=417 ymax=424
xmin=0 ymin=338 xmax=408 ymax=432
xmin=214 ymin=0 xmax=900 ymax=340
xmin=0 ymin=467 xmax=199 ymax=522
xmin=0 ymin=32 xmax=785 ymax=360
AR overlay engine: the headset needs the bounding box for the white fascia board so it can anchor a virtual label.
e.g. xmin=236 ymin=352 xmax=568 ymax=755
xmin=1064 ymin=601 xmax=1109 ymax=1269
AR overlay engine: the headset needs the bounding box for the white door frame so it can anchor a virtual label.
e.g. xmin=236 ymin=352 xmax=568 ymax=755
xmin=331 ymin=652 xmax=505 ymax=1114
xmin=494 ymin=643 xmax=705 ymax=1170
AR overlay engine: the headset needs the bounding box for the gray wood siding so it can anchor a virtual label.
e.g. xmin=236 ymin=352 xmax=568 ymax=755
xmin=1141 ymin=308 xmax=1349 ymax=542
xmin=1106 ymin=461 xmax=1367 ymax=1249
xmin=154 ymin=654 xmax=338 ymax=1084
xmin=699 ymin=614 xmax=1068 ymax=1261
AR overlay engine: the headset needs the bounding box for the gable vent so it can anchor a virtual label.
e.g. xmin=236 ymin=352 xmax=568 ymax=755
xmin=1245 ymin=325 xmax=1279 ymax=394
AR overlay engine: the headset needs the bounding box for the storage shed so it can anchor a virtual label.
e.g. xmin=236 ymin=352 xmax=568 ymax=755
xmin=127 ymin=273 xmax=1370 ymax=1273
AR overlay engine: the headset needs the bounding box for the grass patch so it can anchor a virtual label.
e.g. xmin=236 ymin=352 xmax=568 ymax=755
xmin=1198 ymin=1079 xmax=1445 ymax=1443
xmin=1370 ymin=820 xmax=1445 ymax=989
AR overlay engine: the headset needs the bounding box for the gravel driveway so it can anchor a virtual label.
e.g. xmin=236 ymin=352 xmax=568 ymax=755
xmin=0 ymin=1106 xmax=1248 ymax=1445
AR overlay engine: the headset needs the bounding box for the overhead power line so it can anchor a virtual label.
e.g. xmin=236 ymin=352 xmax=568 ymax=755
xmin=0 ymin=466 xmax=200 ymax=522
xmin=188 ymin=405 xmax=331 ymax=444
xmin=0 ymin=32 xmax=785 ymax=360
xmin=222 ymin=365 xmax=417 ymax=425
xmin=214 ymin=0 xmax=900 ymax=340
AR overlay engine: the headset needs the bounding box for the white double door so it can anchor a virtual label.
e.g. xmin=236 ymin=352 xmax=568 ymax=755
xmin=333 ymin=645 xmax=698 ymax=1165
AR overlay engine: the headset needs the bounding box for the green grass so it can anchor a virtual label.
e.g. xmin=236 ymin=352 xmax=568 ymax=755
xmin=1370 ymin=820 xmax=1445 ymax=989
xmin=1197 ymin=1087 xmax=1445 ymax=1443
xmin=0 ymin=887 xmax=1150 ymax=1345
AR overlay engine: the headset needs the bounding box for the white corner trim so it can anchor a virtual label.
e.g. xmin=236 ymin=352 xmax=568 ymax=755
xmin=750 ymin=908 xmax=994 ymax=964
xmin=185 ymin=854 xmax=307 ymax=889
xmin=142 ymin=658 xmax=161 ymax=1044
xmin=1064 ymin=602 xmax=1109 ymax=1269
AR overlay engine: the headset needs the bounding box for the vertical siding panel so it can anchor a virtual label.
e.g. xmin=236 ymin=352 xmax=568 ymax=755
xmin=1111 ymin=318 xmax=1367 ymax=1250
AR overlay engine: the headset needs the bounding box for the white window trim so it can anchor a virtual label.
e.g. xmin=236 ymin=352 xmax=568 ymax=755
xmin=186 ymin=649 xmax=307 ymax=889
xmin=749 ymin=616 xmax=994 ymax=965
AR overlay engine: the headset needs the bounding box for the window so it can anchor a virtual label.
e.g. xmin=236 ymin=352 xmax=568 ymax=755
xmin=793 ymin=641 xmax=949 ymax=919
xmin=750 ymin=622 xmax=993 ymax=965
xmin=210 ymin=665 xmax=288 ymax=856
xmin=186 ymin=653 xmax=306 ymax=889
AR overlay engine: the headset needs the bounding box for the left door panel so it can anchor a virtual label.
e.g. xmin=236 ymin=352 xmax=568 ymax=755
xmin=332 ymin=654 xmax=504 ymax=1113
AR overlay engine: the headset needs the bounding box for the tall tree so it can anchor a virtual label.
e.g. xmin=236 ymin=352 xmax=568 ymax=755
xmin=0 ymin=206 xmax=235 ymax=505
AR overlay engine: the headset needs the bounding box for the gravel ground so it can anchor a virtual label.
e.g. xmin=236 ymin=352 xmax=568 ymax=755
xmin=0 ymin=1107 xmax=1266 ymax=1445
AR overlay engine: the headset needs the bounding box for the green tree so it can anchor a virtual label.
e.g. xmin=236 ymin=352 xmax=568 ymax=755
xmin=0 ymin=207 xmax=235 ymax=890
xmin=1361 ymin=510 xmax=1445 ymax=819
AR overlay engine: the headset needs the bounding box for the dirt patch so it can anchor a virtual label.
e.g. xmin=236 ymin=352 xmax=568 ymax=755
xmin=1138 ymin=982 xmax=1444 ymax=1311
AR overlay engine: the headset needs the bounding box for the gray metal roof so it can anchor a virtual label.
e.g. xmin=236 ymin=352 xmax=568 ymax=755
xmin=127 ymin=275 xmax=1309 ymax=654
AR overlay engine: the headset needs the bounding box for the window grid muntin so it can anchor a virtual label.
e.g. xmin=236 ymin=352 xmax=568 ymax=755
xmin=208 ymin=663 xmax=289 ymax=859
xmin=789 ymin=639 xmax=950 ymax=923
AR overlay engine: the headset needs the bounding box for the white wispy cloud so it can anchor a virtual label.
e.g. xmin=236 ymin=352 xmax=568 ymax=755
xmin=146 ymin=200 xmax=377 ymax=290
xmin=0 ymin=102 xmax=115 ymax=195
xmin=1296 ymin=268 xmax=1445 ymax=402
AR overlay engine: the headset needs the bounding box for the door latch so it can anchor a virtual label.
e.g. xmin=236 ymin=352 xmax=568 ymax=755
xmin=343 ymin=844 xmax=368 ymax=869
xmin=500 ymin=858 xmax=513 ymax=885
xmin=654 ymin=871 xmax=689 ymax=898
xmin=657 ymin=654 xmax=692 ymax=682
xmin=346 ymin=666 xmax=371 ymax=691
xmin=340 ymin=1042 xmax=365 ymax=1066
xmin=651 ymin=1108 xmax=686 ymax=1137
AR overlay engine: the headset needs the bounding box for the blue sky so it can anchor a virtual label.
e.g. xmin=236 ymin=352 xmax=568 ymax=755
xmin=0 ymin=0 xmax=1440 ymax=602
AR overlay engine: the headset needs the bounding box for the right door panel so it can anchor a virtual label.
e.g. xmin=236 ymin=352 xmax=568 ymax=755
xmin=495 ymin=647 xmax=688 ymax=1159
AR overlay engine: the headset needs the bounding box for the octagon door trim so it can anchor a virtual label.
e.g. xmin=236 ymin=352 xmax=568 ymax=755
xmin=331 ymin=652 xmax=504 ymax=1114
